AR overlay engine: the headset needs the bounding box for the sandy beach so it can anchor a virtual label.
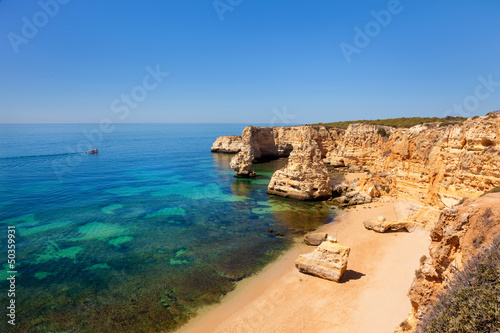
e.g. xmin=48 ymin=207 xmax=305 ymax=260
xmin=178 ymin=199 xmax=430 ymax=333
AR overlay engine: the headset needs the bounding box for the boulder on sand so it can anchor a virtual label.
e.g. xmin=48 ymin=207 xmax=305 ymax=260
xmin=304 ymin=232 xmax=328 ymax=246
xmin=295 ymin=241 xmax=350 ymax=282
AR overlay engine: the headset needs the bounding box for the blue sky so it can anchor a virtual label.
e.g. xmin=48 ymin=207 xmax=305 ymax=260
xmin=0 ymin=0 xmax=499 ymax=124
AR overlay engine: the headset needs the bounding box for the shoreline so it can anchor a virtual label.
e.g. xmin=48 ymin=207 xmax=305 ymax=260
xmin=177 ymin=198 xmax=430 ymax=333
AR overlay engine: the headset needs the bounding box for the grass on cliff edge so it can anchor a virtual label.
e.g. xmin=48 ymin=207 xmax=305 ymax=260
xmin=416 ymin=236 xmax=500 ymax=333
xmin=481 ymin=186 xmax=500 ymax=197
xmin=309 ymin=116 xmax=468 ymax=129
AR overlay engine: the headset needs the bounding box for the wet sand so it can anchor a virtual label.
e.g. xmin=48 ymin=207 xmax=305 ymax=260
xmin=177 ymin=200 xmax=430 ymax=333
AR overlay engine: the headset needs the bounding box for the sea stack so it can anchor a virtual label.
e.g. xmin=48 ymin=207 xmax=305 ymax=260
xmin=229 ymin=145 xmax=256 ymax=177
xmin=267 ymin=141 xmax=332 ymax=201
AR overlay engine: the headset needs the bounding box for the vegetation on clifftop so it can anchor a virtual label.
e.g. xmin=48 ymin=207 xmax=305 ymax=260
xmin=416 ymin=236 xmax=500 ymax=333
xmin=309 ymin=116 xmax=468 ymax=130
xmin=481 ymin=186 xmax=500 ymax=197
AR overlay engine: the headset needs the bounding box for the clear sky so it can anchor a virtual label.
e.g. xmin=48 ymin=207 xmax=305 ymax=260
xmin=0 ymin=0 xmax=499 ymax=124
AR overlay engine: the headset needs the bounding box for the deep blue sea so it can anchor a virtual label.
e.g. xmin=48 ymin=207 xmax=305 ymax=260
xmin=0 ymin=124 xmax=335 ymax=332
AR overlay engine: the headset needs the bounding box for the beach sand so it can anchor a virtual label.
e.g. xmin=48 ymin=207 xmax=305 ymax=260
xmin=177 ymin=199 xmax=430 ymax=333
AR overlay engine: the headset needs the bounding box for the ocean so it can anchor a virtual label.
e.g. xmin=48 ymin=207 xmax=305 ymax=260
xmin=0 ymin=124 xmax=335 ymax=332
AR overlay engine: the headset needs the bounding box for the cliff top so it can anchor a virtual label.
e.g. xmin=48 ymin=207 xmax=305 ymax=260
xmin=309 ymin=116 xmax=469 ymax=130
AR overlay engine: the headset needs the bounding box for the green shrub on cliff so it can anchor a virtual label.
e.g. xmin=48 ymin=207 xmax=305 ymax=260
xmin=377 ymin=128 xmax=388 ymax=137
xmin=310 ymin=116 xmax=467 ymax=129
xmin=481 ymin=186 xmax=500 ymax=197
xmin=416 ymin=236 xmax=500 ymax=333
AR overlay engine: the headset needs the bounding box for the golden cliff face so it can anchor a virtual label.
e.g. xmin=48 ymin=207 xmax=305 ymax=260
xmin=327 ymin=115 xmax=500 ymax=208
xmin=267 ymin=140 xmax=332 ymax=201
xmin=212 ymin=116 xmax=500 ymax=332
xmin=211 ymin=135 xmax=243 ymax=153
xmin=401 ymin=193 xmax=500 ymax=331
xmin=228 ymin=125 xmax=343 ymax=178
xmin=218 ymin=114 xmax=500 ymax=206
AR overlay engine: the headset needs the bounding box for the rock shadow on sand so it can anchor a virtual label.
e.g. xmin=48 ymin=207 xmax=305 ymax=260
xmin=340 ymin=269 xmax=366 ymax=283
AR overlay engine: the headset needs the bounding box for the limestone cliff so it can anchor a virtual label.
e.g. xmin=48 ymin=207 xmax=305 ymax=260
xmin=267 ymin=141 xmax=332 ymax=201
xmin=211 ymin=135 xmax=243 ymax=153
xmin=211 ymin=115 xmax=500 ymax=332
xmin=327 ymin=116 xmax=500 ymax=208
xmin=229 ymin=125 xmax=342 ymax=178
xmin=217 ymin=115 xmax=500 ymax=205
xmin=400 ymin=193 xmax=500 ymax=331
xmin=229 ymin=146 xmax=255 ymax=177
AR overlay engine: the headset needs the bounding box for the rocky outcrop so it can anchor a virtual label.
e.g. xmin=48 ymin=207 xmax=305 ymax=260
xmin=325 ymin=124 xmax=395 ymax=167
xmin=217 ymin=115 xmax=500 ymax=221
xmin=327 ymin=116 xmax=500 ymax=208
xmin=336 ymin=191 xmax=372 ymax=206
xmin=228 ymin=125 xmax=344 ymax=177
xmin=211 ymin=135 xmax=243 ymax=153
xmin=229 ymin=146 xmax=255 ymax=178
xmin=363 ymin=216 xmax=423 ymax=233
xmin=304 ymin=232 xmax=328 ymax=246
xmin=363 ymin=216 xmax=389 ymax=232
xmin=400 ymin=193 xmax=500 ymax=331
xmin=295 ymin=240 xmax=350 ymax=282
xmin=213 ymin=116 xmax=500 ymax=331
xmin=267 ymin=141 xmax=332 ymax=201
xmin=223 ymin=115 xmax=500 ymax=206
xmin=239 ymin=126 xmax=282 ymax=161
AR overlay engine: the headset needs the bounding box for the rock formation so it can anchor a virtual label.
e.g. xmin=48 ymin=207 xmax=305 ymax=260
xmin=229 ymin=146 xmax=255 ymax=177
xmin=212 ymin=115 xmax=500 ymax=330
xmin=400 ymin=193 xmax=500 ymax=331
xmin=211 ymin=135 xmax=243 ymax=153
xmin=336 ymin=190 xmax=372 ymax=206
xmin=219 ymin=115 xmax=500 ymax=206
xmin=363 ymin=216 xmax=421 ymax=233
xmin=295 ymin=240 xmax=350 ymax=282
xmin=228 ymin=125 xmax=343 ymax=177
xmin=304 ymin=232 xmax=328 ymax=246
xmin=267 ymin=141 xmax=332 ymax=201
xmin=327 ymin=116 xmax=500 ymax=208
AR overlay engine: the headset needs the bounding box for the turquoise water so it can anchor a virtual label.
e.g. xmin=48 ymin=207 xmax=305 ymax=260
xmin=0 ymin=124 xmax=335 ymax=332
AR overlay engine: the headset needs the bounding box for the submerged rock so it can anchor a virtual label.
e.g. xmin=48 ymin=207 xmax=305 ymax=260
xmin=295 ymin=241 xmax=350 ymax=282
xmin=211 ymin=135 xmax=243 ymax=153
xmin=267 ymin=141 xmax=332 ymax=201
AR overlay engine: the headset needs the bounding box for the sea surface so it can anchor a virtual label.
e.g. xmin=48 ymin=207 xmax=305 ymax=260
xmin=0 ymin=124 xmax=335 ymax=332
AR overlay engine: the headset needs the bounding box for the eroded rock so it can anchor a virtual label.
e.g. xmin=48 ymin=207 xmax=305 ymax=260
xmin=211 ymin=135 xmax=243 ymax=153
xmin=267 ymin=141 xmax=332 ymax=201
xmin=403 ymin=193 xmax=500 ymax=331
xmin=230 ymin=146 xmax=255 ymax=177
xmin=221 ymin=115 xmax=500 ymax=210
xmin=304 ymin=232 xmax=328 ymax=246
xmin=337 ymin=191 xmax=372 ymax=206
xmin=363 ymin=218 xmax=423 ymax=233
xmin=295 ymin=241 xmax=350 ymax=282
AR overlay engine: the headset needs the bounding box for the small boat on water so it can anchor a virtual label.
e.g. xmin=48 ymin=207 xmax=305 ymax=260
xmin=86 ymin=149 xmax=98 ymax=154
